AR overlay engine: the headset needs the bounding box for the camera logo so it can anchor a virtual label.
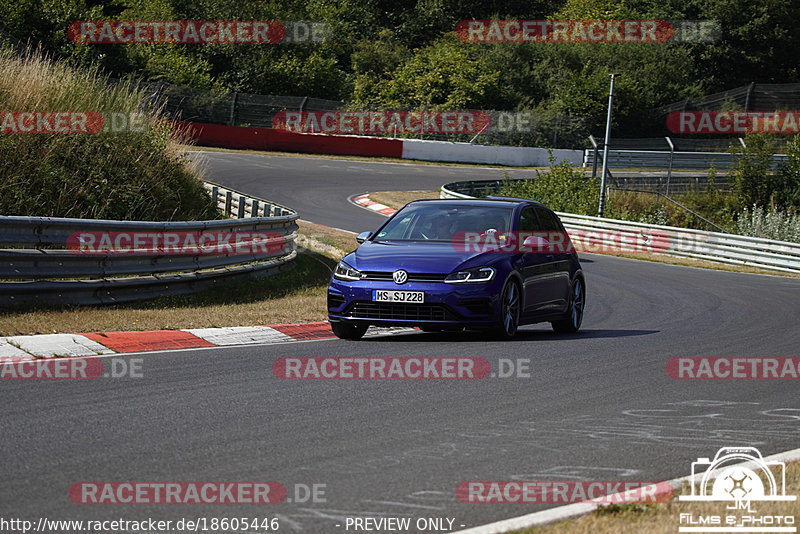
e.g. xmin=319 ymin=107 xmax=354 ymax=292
xmin=678 ymin=447 xmax=796 ymax=534
xmin=680 ymin=447 xmax=794 ymax=502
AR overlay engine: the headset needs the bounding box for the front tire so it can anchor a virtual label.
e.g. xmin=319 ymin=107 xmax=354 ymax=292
xmin=552 ymin=277 xmax=585 ymax=334
xmin=331 ymin=321 xmax=368 ymax=340
xmin=493 ymin=278 xmax=521 ymax=339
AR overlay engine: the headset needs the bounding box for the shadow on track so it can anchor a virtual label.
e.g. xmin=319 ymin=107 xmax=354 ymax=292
xmin=362 ymin=328 xmax=658 ymax=342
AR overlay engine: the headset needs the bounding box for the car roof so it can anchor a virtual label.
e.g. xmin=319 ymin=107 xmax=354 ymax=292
xmin=407 ymin=197 xmax=543 ymax=208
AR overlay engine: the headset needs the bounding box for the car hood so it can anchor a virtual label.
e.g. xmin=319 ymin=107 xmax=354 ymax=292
xmin=348 ymin=241 xmax=488 ymax=273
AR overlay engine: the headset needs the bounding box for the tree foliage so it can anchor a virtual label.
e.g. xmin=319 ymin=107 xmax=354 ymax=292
xmin=2 ymin=0 xmax=798 ymax=139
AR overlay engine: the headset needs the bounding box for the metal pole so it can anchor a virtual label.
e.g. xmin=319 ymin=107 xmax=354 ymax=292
xmin=598 ymin=74 xmax=618 ymax=218
xmin=665 ymin=136 xmax=674 ymax=195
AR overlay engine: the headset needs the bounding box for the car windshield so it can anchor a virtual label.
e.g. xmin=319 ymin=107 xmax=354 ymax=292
xmin=373 ymin=203 xmax=512 ymax=242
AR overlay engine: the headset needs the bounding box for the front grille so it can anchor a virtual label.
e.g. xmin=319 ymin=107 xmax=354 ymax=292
xmin=360 ymin=271 xmax=448 ymax=283
xmin=327 ymin=292 xmax=345 ymax=309
xmin=343 ymin=301 xmax=457 ymax=321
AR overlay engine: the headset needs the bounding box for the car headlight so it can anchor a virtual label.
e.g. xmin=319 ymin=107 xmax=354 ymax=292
xmin=444 ymin=266 xmax=496 ymax=284
xmin=334 ymin=260 xmax=363 ymax=281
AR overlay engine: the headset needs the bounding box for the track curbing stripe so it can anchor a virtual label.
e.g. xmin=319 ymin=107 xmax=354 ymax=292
xmin=6 ymin=322 xmax=416 ymax=357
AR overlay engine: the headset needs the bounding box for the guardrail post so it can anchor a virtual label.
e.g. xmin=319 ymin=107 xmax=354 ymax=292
xmin=224 ymin=191 xmax=232 ymax=217
xmin=210 ymin=186 xmax=219 ymax=209
xmin=252 ymin=200 xmax=259 ymax=218
xmin=237 ymin=196 xmax=246 ymax=218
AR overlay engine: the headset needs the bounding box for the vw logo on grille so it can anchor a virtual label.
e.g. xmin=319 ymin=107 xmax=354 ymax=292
xmin=392 ymin=270 xmax=408 ymax=284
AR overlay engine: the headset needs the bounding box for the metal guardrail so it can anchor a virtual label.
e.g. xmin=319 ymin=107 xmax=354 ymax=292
xmin=0 ymin=183 xmax=298 ymax=306
xmin=440 ymin=181 xmax=800 ymax=273
xmin=583 ymin=149 xmax=788 ymax=171
xmin=204 ymin=181 xmax=296 ymax=219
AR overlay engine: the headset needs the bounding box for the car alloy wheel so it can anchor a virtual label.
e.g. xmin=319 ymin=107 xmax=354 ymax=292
xmin=495 ymin=278 xmax=520 ymax=338
xmin=552 ymin=277 xmax=584 ymax=334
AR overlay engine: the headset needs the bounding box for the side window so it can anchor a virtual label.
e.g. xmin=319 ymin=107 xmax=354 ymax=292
xmin=518 ymin=207 xmax=541 ymax=232
xmin=534 ymin=207 xmax=561 ymax=231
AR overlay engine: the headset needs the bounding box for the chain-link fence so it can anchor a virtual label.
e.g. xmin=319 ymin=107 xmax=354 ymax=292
xmin=111 ymin=78 xmax=595 ymax=147
xmin=656 ymin=82 xmax=800 ymax=114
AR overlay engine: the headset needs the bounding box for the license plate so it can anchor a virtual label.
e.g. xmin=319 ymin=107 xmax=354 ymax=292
xmin=372 ymin=290 xmax=424 ymax=303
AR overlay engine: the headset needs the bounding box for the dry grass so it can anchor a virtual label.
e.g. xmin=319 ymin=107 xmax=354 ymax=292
xmin=369 ymin=190 xmax=440 ymax=209
xmin=297 ymin=219 xmax=357 ymax=256
xmin=0 ymin=221 xmax=357 ymax=336
xmin=0 ymin=48 xmax=216 ymax=220
xmin=0 ymin=289 xmax=327 ymax=336
xmin=517 ymin=461 xmax=800 ymax=534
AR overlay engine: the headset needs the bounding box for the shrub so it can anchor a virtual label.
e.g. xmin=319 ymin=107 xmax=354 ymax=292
xmin=735 ymin=205 xmax=800 ymax=243
xmin=498 ymin=154 xmax=600 ymax=215
xmin=0 ymin=47 xmax=219 ymax=221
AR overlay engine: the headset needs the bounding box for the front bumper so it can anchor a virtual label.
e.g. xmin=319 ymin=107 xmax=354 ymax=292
xmin=327 ymin=277 xmax=503 ymax=327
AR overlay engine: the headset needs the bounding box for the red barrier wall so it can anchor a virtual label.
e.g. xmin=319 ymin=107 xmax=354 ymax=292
xmin=174 ymin=121 xmax=404 ymax=159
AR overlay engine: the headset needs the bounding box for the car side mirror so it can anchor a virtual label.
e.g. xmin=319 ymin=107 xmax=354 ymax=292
xmin=356 ymin=231 xmax=371 ymax=244
xmin=523 ymin=235 xmax=550 ymax=249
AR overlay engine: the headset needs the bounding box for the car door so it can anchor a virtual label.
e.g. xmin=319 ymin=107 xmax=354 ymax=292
xmin=533 ymin=206 xmax=572 ymax=312
xmin=515 ymin=206 xmax=564 ymax=316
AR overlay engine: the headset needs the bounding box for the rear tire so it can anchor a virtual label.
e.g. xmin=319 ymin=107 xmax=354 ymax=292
xmin=331 ymin=321 xmax=368 ymax=340
xmin=552 ymin=277 xmax=585 ymax=334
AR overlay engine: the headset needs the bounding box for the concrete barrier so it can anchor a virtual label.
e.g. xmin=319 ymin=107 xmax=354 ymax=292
xmin=402 ymin=138 xmax=583 ymax=166
xmin=176 ymin=121 xmax=404 ymax=158
xmin=176 ymin=121 xmax=582 ymax=167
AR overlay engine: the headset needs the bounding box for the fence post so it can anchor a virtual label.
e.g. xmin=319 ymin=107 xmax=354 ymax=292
xmin=237 ymin=196 xmax=246 ymax=218
xmin=252 ymin=200 xmax=259 ymax=218
xmin=553 ymin=114 xmax=561 ymax=146
xmin=211 ymin=186 xmax=219 ymax=209
xmin=744 ymin=82 xmax=756 ymax=111
xmin=224 ymin=191 xmax=232 ymax=217
xmin=229 ymin=92 xmax=238 ymax=126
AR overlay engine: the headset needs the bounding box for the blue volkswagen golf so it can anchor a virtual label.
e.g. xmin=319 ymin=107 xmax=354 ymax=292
xmin=327 ymin=198 xmax=585 ymax=339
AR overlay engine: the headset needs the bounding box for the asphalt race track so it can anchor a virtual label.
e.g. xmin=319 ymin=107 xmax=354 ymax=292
xmin=189 ymin=150 xmax=531 ymax=231
xmin=2 ymin=152 xmax=799 ymax=533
